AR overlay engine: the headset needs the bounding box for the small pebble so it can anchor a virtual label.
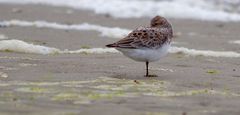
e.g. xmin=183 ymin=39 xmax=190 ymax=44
xmin=134 ymin=80 xmax=140 ymax=84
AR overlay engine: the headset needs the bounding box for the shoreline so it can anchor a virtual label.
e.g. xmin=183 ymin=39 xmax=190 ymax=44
xmin=0 ymin=3 xmax=240 ymax=115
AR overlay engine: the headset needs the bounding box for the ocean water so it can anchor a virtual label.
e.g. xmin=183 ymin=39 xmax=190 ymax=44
xmin=0 ymin=0 xmax=240 ymax=57
xmin=0 ymin=0 xmax=240 ymax=21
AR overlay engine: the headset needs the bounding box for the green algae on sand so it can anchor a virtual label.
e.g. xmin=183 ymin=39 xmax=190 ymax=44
xmin=206 ymin=70 xmax=219 ymax=75
xmin=16 ymin=87 xmax=50 ymax=93
xmin=0 ymin=76 xmax=239 ymax=105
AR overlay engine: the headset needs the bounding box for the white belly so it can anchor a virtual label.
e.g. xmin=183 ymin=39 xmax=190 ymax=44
xmin=117 ymin=43 xmax=170 ymax=62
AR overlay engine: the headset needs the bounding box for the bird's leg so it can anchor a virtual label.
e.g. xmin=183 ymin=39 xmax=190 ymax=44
xmin=146 ymin=61 xmax=149 ymax=77
xmin=145 ymin=61 xmax=157 ymax=77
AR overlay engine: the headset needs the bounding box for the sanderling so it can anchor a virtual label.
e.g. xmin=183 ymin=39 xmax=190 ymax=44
xmin=106 ymin=16 xmax=173 ymax=77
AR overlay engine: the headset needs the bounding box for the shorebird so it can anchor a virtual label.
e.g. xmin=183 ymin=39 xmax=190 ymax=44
xmin=106 ymin=16 xmax=173 ymax=77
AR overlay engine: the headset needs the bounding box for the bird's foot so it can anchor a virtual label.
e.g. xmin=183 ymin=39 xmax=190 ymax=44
xmin=144 ymin=74 xmax=158 ymax=77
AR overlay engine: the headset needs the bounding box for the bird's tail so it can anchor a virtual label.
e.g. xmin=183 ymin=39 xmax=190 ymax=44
xmin=106 ymin=43 xmax=117 ymax=48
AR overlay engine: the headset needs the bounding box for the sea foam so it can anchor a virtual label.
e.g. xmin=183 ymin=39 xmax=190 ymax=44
xmin=0 ymin=39 xmax=118 ymax=54
xmin=229 ymin=40 xmax=240 ymax=45
xmin=0 ymin=0 xmax=240 ymax=21
xmin=0 ymin=39 xmax=240 ymax=58
xmin=0 ymin=20 xmax=130 ymax=38
xmin=63 ymin=48 xmax=119 ymax=54
xmin=0 ymin=39 xmax=60 ymax=54
xmin=170 ymin=46 xmax=240 ymax=58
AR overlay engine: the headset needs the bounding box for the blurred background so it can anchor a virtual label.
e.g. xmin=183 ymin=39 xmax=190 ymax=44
xmin=1 ymin=0 xmax=240 ymax=21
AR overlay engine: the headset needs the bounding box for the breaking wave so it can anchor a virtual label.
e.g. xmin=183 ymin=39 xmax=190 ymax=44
xmin=0 ymin=39 xmax=239 ymax=58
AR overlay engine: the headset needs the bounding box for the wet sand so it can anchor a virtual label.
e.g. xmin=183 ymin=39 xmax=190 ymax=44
xmin=0 ymin=4 xmax=240 ymax=115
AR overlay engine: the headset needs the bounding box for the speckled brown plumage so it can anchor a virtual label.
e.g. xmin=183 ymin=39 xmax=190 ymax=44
xmin=106 ymin=16 xmax=173 ymax=49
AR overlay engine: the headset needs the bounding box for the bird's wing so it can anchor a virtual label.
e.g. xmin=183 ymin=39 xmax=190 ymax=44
xmin=106 ymin=27 xmax=170 ymax=49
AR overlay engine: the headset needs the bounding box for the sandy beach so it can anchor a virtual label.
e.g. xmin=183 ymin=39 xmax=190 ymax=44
xmin=0 ymin=3 xmax=240 ymax=115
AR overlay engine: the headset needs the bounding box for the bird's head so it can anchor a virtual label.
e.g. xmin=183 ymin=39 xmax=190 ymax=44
xmin=150 ymin=15 xmax=170 ymax=28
